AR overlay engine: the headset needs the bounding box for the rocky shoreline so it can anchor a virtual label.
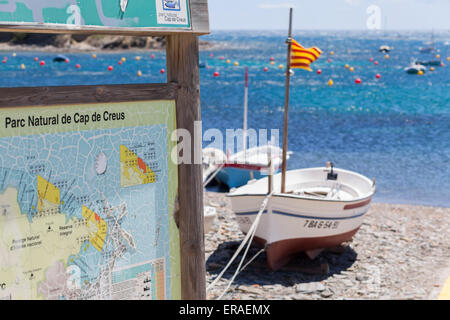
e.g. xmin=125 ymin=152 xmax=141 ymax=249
xmin=204 ymin=191 xmax=450 ymax=300
xmin=0 ymin=33 xmax=212 ymax=52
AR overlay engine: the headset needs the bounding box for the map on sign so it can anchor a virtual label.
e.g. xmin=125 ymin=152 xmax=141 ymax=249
xmin=0 ymin=0 xmax=190 ymax=29
xmin=0 ymin=101 xmax=180 ymax=300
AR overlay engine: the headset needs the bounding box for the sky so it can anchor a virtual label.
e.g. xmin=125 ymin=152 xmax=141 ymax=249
xmin=207 ymin=0 xmax=450 ymax=30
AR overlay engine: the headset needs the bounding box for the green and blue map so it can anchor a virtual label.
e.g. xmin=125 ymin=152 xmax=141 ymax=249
xmin=0 ymin=100 xmax=180 ymax=300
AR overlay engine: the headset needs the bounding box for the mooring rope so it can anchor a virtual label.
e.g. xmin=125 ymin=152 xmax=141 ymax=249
xmin=207 ymin=192 xmax=273 ymax=298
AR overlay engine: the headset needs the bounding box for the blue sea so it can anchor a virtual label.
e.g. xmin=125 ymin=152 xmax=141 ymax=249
xmin=0 ymin=30 xmax=449 ymax=207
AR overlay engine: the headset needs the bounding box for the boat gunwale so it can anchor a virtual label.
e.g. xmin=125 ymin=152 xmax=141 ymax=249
xmin=226 ymin=191 xmax=374 ymax=204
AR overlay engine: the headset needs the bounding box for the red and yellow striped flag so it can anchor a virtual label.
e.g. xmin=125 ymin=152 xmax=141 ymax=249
xmin=290 ymin=39 xmax=322 ymax=71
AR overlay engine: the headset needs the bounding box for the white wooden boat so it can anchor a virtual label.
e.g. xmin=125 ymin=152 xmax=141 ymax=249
xmin=227 ymin=164 xmax=376 ymax=270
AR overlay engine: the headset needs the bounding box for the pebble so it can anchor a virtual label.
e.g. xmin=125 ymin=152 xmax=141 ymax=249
xmin=295 ymin=282 xmax=325 ymax=293
xmin=204 ymin=192 xmax=450 ymax=300
xmin=321 ymin=290 xmax=333 ymax=298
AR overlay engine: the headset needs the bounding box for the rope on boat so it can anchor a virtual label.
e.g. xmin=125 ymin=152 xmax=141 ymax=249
xmin=207 ymin=191 xmax=273 ymax=299
xmin=203 ymin=163 xmax=225 ymax=188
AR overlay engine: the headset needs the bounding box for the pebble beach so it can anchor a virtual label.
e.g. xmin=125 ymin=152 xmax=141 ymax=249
xmin=204 ymin=191 xmax=450 ymax=300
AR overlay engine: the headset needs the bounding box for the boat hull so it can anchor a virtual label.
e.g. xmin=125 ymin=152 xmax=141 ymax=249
xmin=232 ymin=194 xmax=371 ymax=270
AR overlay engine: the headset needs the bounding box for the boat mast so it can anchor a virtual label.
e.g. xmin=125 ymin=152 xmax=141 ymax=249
xmin=281 ymin=8 xmax=293 ymax=193
xmin=243 ymin=67 xmax=248 ymax=155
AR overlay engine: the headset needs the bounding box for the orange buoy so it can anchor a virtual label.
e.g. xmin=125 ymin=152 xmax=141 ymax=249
xmin=349 ymin=67 xmax=354 ymax=72
xmin=328 ymin=79 xmax=333 ymax=86
xmin=160 ymin=68 xmax=165 ymax=74
xmin=278 ymin=64 xmax=284 ymax=69
xmin=108 ymin=66 xmax=113 ymax=71
xmin=226 ymin=59 xmax=231 ymax=64
xmin=20 ymin=63 xmax=25 ymax=70
xmin=213 ymin=71 xmax=219 ymax=77
xmin=418 ymin=70 xmax=424 ymax=75
xmin=345 ymin=64 xmax=350 ymax=69
xmin=137 ymin=70 xmax=142 ymax=77
xmin=436 ymin=54 xmax=440 ymax=59
xmin=317 ymin=69 xmax=322 ymax=75
xmin=39 ymin=61 xmax=45 ymax=66
xmin=385 ymin=54 xmax=389 ymax=59
xmin=330 ymin=51 xmax=335 ymax=55
xmin=375 ymin=73 xmax=381 ymax=79
xmin=92 ymin=54 xmax=97 ymax=59
xmin=355 ymin=78 xmax=361 ymax=84
xmin=135 ymin=56 xmax=141 ymax=61
xmin=121 ymin=57 xmax=126 ymax=62
xmin=234 ymin=61 xmax=239 ymax=66
xmin=430 ymin=67 xmax=435 ymax=71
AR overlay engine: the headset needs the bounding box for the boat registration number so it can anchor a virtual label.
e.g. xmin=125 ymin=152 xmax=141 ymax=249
xmin=303 ymin=220 xmax=339 ymax=229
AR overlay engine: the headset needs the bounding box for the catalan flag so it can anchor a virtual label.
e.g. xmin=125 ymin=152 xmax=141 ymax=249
xmin=290 ymin=39 xmax=322 ymax=71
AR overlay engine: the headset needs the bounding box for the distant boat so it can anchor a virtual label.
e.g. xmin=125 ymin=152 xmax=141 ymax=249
xmin=379 ymin=45 xmax=391 ymax=53
xmin=53 ymin=54 xmax=69 ymax=62
xmin=419 ymin=30 xmax=436 ymax=53
xmin=415 ymin=60 xmax=441 ymax=67
xmin=404 ymin=63 xmax=426 ymax=74
xmin=199 ymin=61 xmax=207 ymax=68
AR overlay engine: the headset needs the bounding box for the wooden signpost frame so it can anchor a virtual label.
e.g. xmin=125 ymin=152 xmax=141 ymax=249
xmin=0 ymin=0 xmax=209 ymax=300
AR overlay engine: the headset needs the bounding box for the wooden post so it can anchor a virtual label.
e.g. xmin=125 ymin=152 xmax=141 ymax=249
xmin=281 ymin=8 xmax=293 ymax=193
xmin=166 ymin=34 xmax=206 ymax=300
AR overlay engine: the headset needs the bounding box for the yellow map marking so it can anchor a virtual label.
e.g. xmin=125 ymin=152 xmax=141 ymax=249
xmin=438 ymin=276 xmax=450 ymax=300
xmin=37 ymin=175 xmax=60 ymax=212
xmin=82 ymin=206 xmax=107 ymax=252
xmin=120 ymin=145 xmax=156 ymax=187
